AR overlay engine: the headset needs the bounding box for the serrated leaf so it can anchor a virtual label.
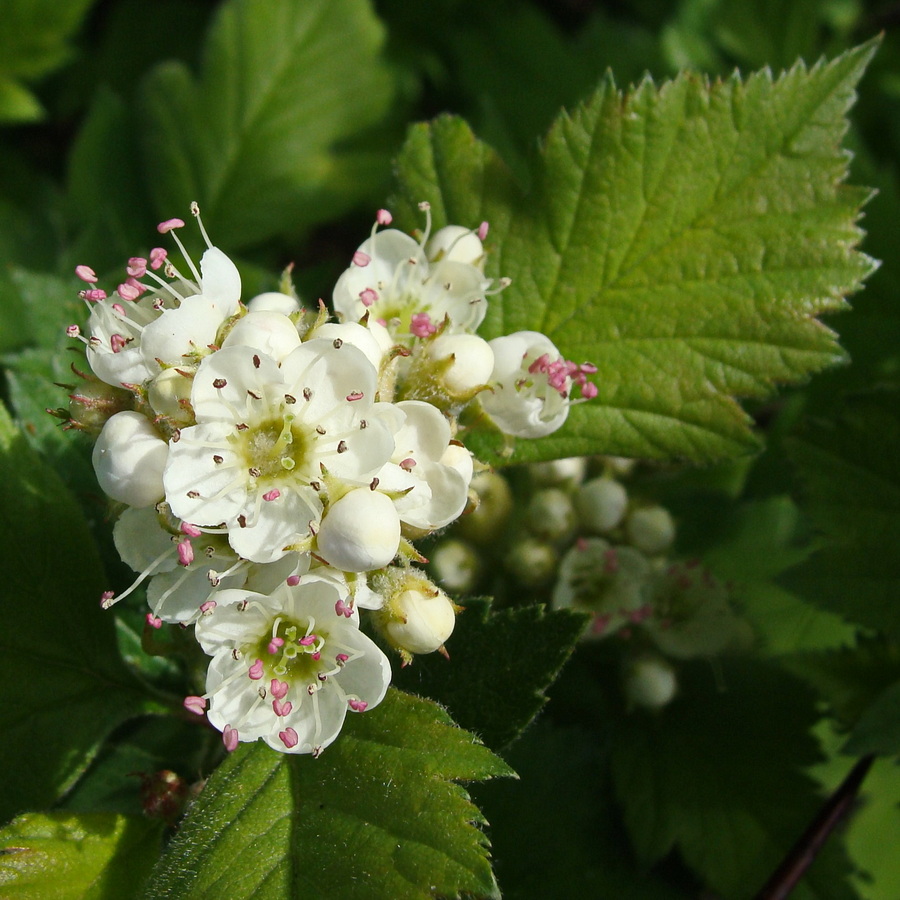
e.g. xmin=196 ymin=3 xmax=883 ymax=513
xmin=784 ymin=389 xmax=900 ymax=640
xmin=144 ymin=689 xmax=513 ymax=900
xmin=702 ymin=496 xmax=856 ymax=653
xmin=0 ymin=812 xmax=160 ymax=899
xmin=845 ymin=679 xmax=900 ymax=756
xmin=139 ymin=0 xmax=397 ymax=251
xmin=611 ymin=657 xmax=858 ymax=899
xmin=0 ymin=401 xmax=152 ymax=822
xmin=474 ymin=720 xmax=692 ymax=899
xmin=392 ymin=41 xmax=877 ymax=464
xmin=392 ymin=598 xmax=586 ymax=749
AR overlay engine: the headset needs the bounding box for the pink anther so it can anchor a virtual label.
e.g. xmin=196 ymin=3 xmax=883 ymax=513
xmin=223 ymin=726 xmax=239 ymax=752
xmin=262 ymin=489 xmax=281 ymax=501
xmin=66 ymin=325 xmax=81 ymax=338
xmin=183 ymin=695 xmax=207 ymax=715
xmin=286 ymin=574 xmax=301 ymax=587
xmin=353 ymin=251 xmax=371 ymax=267
xmin=111 ymin=303 xmax=126 ymax=315
xmin=82 ymin=289 xmax=107 ymax=301
xmin=270 ymin=679 xmax=289 ymax=699
xmin=581 ymin=382 xmax=598 ymax=399
xmin=149 ymin=247 xmax=168 ymax=269
xmin=267 ymin=637 xmax=285 ymax=654
xmin=273 ymin=699 xmax=293 ymax=717
xmin=126 ymin=257 xmax=147 ymax=278
xmin=334 ymin=598 xmax=353 ymax=618
xmin=346 ymin=391 xmax=364 ymax=402
xmin=157 ymin=218 xmax=185 ymax=234
xmin=199 ymin=600 xmax=217 ymax=614
xmin=75 ymin=265 xmax=98 ymax=283
xmin=177 ymin=538 xmax=194 ymax=567
xmin=376 ymin=208 xmax=392 ymax=226
xmin=125 ymin=276 xmax=148 ymax=296
xmin=279 ymin=727 xmax=299 ymax=749
xmin=110 ymin=333 xmax=128 ymax=353
xmin=181 ymin=522 xmax=202 ymax=537
xmin=348 ymin=699 xmax=368 ymax=712
xmin=335 ymin=653 xmax=349 ymax=664
xmin=248 ymin=659 xmax=264 ymax=680
xmin=117 ymin=282 xmax=140 ymax=301
xmin=399 ymin=457 xmax=417 ymax=471
xmin=299 ymin=635 xmax=316 ymax=647
xmin=359 ymin=288 xmax=378 ymax=308
xmin=477 ymin=221 xmax=489 ymax=241
xmin=146 ymin=613 xmax=163 ymax=629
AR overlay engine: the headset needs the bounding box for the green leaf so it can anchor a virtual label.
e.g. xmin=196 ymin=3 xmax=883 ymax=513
xmin=65 ymin=88 xmax=153 ymax=272
xmin=702 ymin=496 xmax=857 ymax=653
xmin=0 ymin=401 xmax=152 ymax=822
xmin=845 ymin=679 xmax=900 ymax=756
xmin=0 ymin=812 xmax=160 ymax=899
xmin=611 ymin=657 xmax=858 ymax=899
xmin=474 ymin=719 xmax=693 ymax=899
xmin=784 ymin=389 xmax=900 ymax=640
xmin=139 ymin=0 xmax=398 ymax=251
xmin=392 ymin=598 xmax=587 ymax=749
xmin=392 ymin=41 xmax=878 ymax=464
xmin=144 ymin=689 xmax=513 ymax=900
xmin=0 ymin=0 xmax=98 ymax=123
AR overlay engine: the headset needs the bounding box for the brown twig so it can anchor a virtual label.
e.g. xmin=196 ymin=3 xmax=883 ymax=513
xmin=753 ymin=754 xmax=875 ymax=900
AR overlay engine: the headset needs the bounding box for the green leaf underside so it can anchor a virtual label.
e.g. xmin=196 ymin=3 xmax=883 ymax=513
xmin=0 ymin=812 xmax=160 ymax=900
xmin=784 ymin=389 xmax=900 ymax=640
xmin=392 ymin=599 xmax=587 ymax=749
xmin=0 ymin=401 xmax=149 ymax=822
xmin=144 ymin=690 xmax=514 ymax=900
xmin=391 ymin=41 xmax=877 ymax=463
xmin=139 ymin=0 xmax=396 ymax=251
xmin=611 ymin=658 xmax=857 ymax=899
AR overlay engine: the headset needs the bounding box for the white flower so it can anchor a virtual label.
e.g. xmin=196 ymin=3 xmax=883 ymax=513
xmin=108 ymin=506 xmax=307 ymax=624
xmin=332 ymin=207 xmax=496 ymax=345
xmin=189 ymin=576 xmax=391 ymax=755
xmin=553 ymin=537 xmax=652 ymax=638
xmin=480 ymin=331 xmax=597 ymax=438
xmin=77 ymin=211 xmax=241 ymax=390
xmin=162 ymin=340 xmax=398 ymax=564
xmin=373 ymin=400 xmax=472 ymax=534
xmin=92 ymin=411 xmax=168 ymax=508
xmin=247 ymin=291 xmax=301 ymax=315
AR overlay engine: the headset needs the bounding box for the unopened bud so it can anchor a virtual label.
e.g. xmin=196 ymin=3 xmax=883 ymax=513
xmin=426 ymin=225 xmax=485 ymax=266
xmin=525 ymin=489 xmax=577 ymax=543
xmin=505 ymin=537 xmax=557 ymax=585
xmin=623 ymin=654 xmax=678 ymax=710
xmin=456 ymin=471 xmax=513 ymax=542
xmin=575 ymin=477 xmax=628 ymax=534
xmin=375 ymin=570 xmax=457 ymax=656
xmin=430 ymin=538 xmax=480 ymax=593
xmin=625 ymin=506 xmax=675 ymax=556
xmin=317 ymin=489 xmax=401 ymax=572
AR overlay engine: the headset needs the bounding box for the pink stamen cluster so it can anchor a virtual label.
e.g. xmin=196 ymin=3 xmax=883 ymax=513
xmin=527 ymin=354 xmax=598 ymax=399
xmin=409 ymin=312 xmax=437 ymax=338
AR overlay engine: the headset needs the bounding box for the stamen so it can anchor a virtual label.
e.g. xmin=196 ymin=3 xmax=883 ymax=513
xmin=183 ymin=695 xmax=207 ymax=715
xmin=223 ymin=725 xmax=239 ymax=752
xmin=279 ymin=727 xmax=299 ymax=749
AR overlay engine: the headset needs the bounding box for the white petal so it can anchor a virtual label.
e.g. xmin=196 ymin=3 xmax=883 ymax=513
xmin=199 ymin=247 xmax=241 ymax=317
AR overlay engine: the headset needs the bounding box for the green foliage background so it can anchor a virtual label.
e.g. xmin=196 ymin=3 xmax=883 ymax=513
xmin=1 ymin=0 xmax=899 ymax=898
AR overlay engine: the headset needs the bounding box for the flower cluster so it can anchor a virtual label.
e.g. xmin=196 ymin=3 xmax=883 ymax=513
xmin=430 ymin=456 xmax=749 ymax=711
xmin=64 ymin=202 xmax=596 ymax=755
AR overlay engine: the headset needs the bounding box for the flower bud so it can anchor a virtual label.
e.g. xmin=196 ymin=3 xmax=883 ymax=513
xmin=505 ymin=537 xmax=557 ymax=585
xmin=247 ymin=291 xmax=301 ymax=315
xmin=317 ymin=488 xmax=401 ymax=572
xmin=623 ymin=654 xmax=678 ymax=711
xmin=455 ymin=471 xmax=513 ymax=542
xmin=430 ymin=538 xmax=480 ymax=593
xmin=93 ymin=411 xmax=168 ymax=507
xmin=222 ymin=310 xmax=302 ymax=362
xmin=528 ymin=456 xmax=588 ymax=489
xmin=427 ymin=225 xmax=485 ymax=266
xmin=425 ymin=333 xmax=494 ymax=396
xmin=147 ymin=367 xmax=194 ymax=423
xmin=625 ymin=506 xmax=676 ymax=556
xmin=575 ymin=477 xmax=628 ymax=534
xmin=525 ymin=488 xmax=577 ymax=543
xmin=376 ymin=570 xmax=457 ymax=656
